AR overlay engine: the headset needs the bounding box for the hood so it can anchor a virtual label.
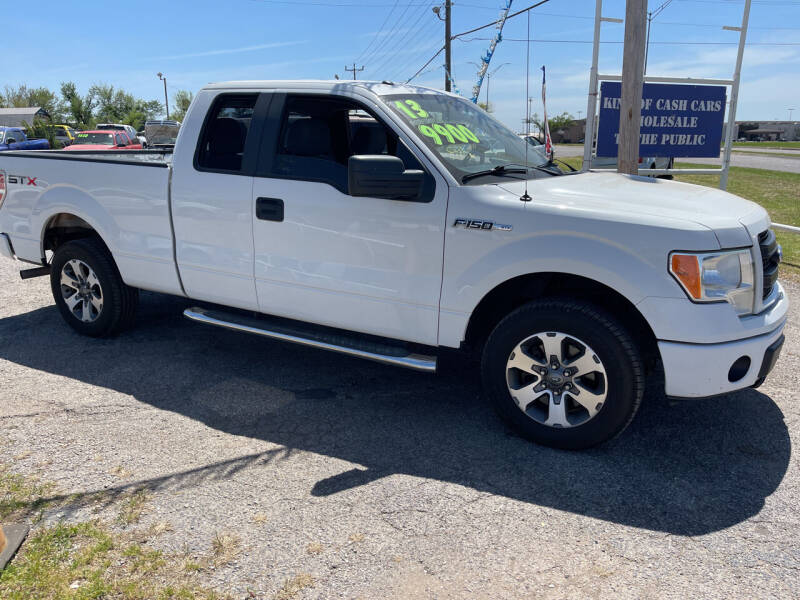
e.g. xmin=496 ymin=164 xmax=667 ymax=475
xmin=496 ymin=172 xmax=769 ymax=248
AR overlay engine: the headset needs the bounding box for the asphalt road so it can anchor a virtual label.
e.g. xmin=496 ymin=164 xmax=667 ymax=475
xmin=0 ymin=258 xmax=798 ymax=599
xmin=554 ymin=144 xmax=800 ymax=173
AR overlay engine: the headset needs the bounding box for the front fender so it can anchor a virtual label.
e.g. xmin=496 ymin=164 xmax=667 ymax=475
xmin=438 ymin=219 xmax=718 ymax=348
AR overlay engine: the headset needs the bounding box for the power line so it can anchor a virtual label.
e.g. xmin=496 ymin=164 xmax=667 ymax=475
xmin=354 ymin=0 xmax=401 ymax=64
xmin=383 ymin=20 xmax=444 ymax=81
xmin=359 ymin=1 xmax=417 ymax=67
xmin=406 ymin=46 xmax=445 ymax=83
xmin=452 ymin=0 xmax=553 ymax=40
xmin=456 ymin=36 xmax=800 ymax=45
xmin=367 ymin=4 xmax=436 ymax=77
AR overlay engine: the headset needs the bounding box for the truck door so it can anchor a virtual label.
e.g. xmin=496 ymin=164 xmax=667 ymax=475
xmin=249 ymin=93 xmax=448 ymax=346
xmin=171 ymin=92 xmax=269 ymax=310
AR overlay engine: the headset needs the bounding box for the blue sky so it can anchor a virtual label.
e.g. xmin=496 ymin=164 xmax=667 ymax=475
xmin=2 ymin=0 xmax=799 ymax=130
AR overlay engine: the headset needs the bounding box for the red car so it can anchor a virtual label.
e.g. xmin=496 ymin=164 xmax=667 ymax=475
xmin=65 ymin=130 xmax=143 ymax=150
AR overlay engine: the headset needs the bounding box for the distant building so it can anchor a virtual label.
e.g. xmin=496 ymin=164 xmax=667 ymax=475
xmin=0 ymin=107 xmax=50 ymax=128
xmin=727 ymin=121 xmax=800 ymax=141
xmin=551 ymin=118 xmax=586 ymax=144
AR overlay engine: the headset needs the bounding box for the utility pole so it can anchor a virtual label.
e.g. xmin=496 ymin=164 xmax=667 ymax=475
xmin=345 ymin=64 xmax=364 ymax=80
xmin=445 ymin=0 xmax=452 ymax=91
xmin=157 ymin=72 xmax=169 ymax=120
xmin=644 ymin=0 xmax=674 ymax=75
xmin=618 ymin=0 xmax=647 ymax=175
xmin=789 ymin=108 xmax=795 ymax=121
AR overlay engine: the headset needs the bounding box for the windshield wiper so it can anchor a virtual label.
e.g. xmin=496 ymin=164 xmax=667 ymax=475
xmin=461 ymin=165 xmax=528 ymax=183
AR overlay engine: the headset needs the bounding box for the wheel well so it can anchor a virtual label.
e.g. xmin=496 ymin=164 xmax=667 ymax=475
xmin=43 ymin=213 xmax=102 ymax=255
xmin=463 ymin=273 xmax=659 ymax=366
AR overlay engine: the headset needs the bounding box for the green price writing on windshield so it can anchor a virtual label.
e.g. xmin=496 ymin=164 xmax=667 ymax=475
xmin=77 ymin=133 xmax=89 ymax=137
xmin=394 ymin=99 xmax=429 ymax=119
xmin=418 ymin=123 xmax=480 ymax=146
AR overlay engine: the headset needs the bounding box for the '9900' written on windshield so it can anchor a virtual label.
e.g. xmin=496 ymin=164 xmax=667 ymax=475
xmin=392 ymin=99 xmax=481 ymax=147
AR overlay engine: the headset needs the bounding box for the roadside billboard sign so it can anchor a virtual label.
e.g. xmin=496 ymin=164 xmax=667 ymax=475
xmin=597 ymin=82 xmax=726 ymax=158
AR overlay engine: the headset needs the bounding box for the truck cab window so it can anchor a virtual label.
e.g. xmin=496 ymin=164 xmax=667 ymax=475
xmin=269 ymin=96 xmax=427 ymax=194
xmin=196 ymin=94 xmax=258 ymax=173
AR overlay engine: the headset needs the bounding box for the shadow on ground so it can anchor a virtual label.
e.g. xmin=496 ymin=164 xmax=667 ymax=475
xmin=0 ymin=293 xmax=791 ymax=536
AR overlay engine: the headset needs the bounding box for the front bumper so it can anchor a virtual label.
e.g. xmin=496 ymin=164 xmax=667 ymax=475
xmin=0 ymin=233 xmax=15 ymax=259
xmin=659 ymin=323 xmax=786 ymax=398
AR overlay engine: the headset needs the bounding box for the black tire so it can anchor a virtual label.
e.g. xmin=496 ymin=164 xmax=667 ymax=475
xmin=481 ymin=299 xmax=644 ymax=450
xmin=50 ymin=237 xmax=139 ymax=337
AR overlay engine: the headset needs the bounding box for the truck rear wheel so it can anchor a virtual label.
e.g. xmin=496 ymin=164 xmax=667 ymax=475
xmin=481 ymin=299 xmax=644 ymax=450
xmin=50 ymin=237 xmax=138 ymax=337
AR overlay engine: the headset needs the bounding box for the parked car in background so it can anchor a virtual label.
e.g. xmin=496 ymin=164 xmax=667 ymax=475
xmin=96 ymin=123 xmax=140 ymax=145
xmin=0 ymin=127 xmax=50 ymax=151
xmin=144 ymin=120 xmax=180 ymax=148
xmin=52 ymin=124 xmax=77 ymax=148
xmin=65 ymin=130 xmax=142 ymax=150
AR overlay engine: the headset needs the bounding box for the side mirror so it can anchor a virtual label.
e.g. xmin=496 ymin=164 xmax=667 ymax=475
xmin=348 ymin=155 xmax=424 ymax=201
xmin=6 ymin=138 xmax=16 ymax=145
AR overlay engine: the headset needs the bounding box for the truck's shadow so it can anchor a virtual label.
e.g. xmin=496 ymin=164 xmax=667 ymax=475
xmin=0 ymin=293 xmax=791 ymax=536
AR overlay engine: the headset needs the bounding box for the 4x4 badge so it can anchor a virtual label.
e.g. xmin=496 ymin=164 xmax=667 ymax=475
xmin=453 ymin=218 xmax=512 ymax=232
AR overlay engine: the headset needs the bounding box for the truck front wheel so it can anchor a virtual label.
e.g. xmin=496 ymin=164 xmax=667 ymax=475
xmin=50 ymin=238 xmax=138 ymax=337
xmin=481 ymin=299 xmax=644 ymax=449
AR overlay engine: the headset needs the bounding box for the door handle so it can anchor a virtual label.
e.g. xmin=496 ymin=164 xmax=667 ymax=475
xmin=256 ymin=197 xmax=284 ymax=222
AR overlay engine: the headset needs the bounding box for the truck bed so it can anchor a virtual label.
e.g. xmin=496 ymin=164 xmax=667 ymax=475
xmin=1 ymin=148 xmax=173 ymax=166
xmin=0 ymin=148 xmax=182 ymax=296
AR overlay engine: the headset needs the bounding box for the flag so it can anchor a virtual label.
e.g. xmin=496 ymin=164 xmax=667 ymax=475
xmin=541 ymin=65 xmax=552 ymax=161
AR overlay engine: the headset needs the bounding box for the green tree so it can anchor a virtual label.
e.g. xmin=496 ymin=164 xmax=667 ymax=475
xmin=548 ymin=111 xmax=574 ymax=132
xmin=59 ymin=82 xmax=95 ymax=129
xmin=171 ymin=90 xmax=193 ymax=122
xmin=1 ymin=84 xmax=62 ymax=121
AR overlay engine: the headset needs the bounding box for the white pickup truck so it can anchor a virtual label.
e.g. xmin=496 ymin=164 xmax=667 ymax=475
xmin=0 ymin=81 xmax=787 ymax=449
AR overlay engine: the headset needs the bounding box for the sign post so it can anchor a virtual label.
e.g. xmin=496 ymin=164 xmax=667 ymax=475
xmin=582 ymin=0 xmax=752 ymax=189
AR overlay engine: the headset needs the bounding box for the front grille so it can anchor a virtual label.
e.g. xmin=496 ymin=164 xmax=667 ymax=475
xmin=758 ymin=229 xmax=781 ymax=300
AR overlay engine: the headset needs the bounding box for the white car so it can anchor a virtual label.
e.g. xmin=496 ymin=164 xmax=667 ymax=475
xmin=0 ymin=81 xmax=786 ymax=449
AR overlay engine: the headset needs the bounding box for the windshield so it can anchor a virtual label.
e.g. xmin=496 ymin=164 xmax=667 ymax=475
xmin=0 ymin=131 xmax=5 ymax=144
xmin=381 ymin=93 xmax=549 ymax=181
xmin=73 ymin=132 xmax=115 ymax=145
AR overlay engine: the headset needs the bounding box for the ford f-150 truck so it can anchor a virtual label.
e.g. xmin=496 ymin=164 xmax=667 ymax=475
xmin=0 ymin=81 xmax=787 ymax=449
xmin=0 ymin=127 xmax=50 ymax=151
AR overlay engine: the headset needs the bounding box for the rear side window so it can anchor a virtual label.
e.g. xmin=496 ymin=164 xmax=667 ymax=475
xmin=196 ymin=94 xmax=258 ymax=173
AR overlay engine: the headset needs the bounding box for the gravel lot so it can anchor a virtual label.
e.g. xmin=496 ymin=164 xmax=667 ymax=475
xmin=0 ymin=257 xmax=798 ymax=599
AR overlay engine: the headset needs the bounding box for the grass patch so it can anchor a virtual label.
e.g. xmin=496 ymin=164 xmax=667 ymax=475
xmin=732 ymin=150 xmax=800 ymax=159
xmin=0 ymin=521 xmax=226 ymax=600
xmin=117 ymin=490 xmax=150 ymax=526
xmin=732 ymin=141 xmax=800 ymax=150
xmin=275 ymin=573 xmax=315 ymax=600
xmin=0 ymin=466 xmax=52 ymax=520
xmin=0 ymin=464 xmax=230 ymax=599
xmin=673 ymin=163 xmax=800 ymax=273
xmin=557 ymin=157 xmax=799 ymax=275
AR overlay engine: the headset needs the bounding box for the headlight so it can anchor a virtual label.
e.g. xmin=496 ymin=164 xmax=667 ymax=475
xmin=669 ymin=249 xmax=754 ymax=315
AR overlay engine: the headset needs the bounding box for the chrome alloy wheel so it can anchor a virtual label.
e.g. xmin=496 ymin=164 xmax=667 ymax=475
xmin=60 ymin=259 xmax=104 ymax=323
xmin=506 ymin=332 xmax=608 ymax=428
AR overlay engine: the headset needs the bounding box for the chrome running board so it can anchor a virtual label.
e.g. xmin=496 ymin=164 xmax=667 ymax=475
xmin=183 ymin=306 xmax=437 ymax=373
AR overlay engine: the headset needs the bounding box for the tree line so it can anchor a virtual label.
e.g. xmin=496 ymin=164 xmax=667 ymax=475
xmin=0 ymin=83 xmax=194 ymax=131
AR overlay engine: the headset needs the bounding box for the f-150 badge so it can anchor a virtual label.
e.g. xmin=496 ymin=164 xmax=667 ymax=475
xmin=453 ymin=218 xmax=512 ymax=231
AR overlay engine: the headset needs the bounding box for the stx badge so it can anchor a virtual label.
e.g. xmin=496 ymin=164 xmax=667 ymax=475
xmin=453 ymin=218 xmax=512 ymax=232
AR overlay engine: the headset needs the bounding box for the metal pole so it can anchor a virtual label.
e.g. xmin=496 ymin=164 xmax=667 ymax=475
xmin=163 ymin=78 xmax=169 ymax=120
xmin=582 ymin=0 xmax=604 ymax=171
xmin=720 ymin=0 xmax=751 ymax=190
xmin=486 ymin=74 xmax=490 ymax=109
xmin=444 ymin=0 xmax=452 ymax=92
